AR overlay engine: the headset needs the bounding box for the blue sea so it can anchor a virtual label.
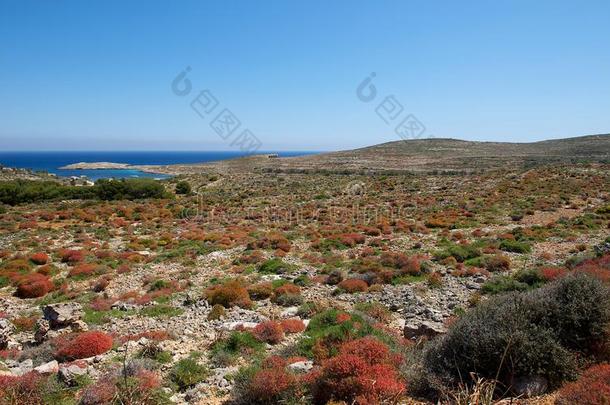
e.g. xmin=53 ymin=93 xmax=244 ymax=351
xmin=0 ymin=151 xmax=317 ymax=181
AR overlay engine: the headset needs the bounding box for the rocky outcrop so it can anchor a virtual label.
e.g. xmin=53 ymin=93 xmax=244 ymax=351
xmin=43 ymin=303 xmax=84 ymax=328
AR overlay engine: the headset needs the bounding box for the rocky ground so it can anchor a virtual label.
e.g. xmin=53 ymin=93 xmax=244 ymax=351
xmin=0 ymin=163 xmax=608 ymax=404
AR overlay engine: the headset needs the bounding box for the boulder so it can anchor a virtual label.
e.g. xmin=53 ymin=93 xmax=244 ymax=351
xmin=288 ymin=360 xmax=314 ymax=374
xmin=34 ymin=360 xmax=59 ymax=374
xmin=403 ymin=320 xmax=447 ymax=340
xmin=43 ymin=302 xmax=83 ymax=328
xmin=59 ymin=362 xmax=88 ymax=385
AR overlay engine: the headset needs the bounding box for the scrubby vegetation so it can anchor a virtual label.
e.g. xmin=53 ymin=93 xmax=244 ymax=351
xmin=0 ymin=178 xmax=168 ymax=205
xmin=0 ymin=161 xmax=608 ymax=403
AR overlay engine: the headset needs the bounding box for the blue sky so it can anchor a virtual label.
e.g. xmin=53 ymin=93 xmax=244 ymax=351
xmin=1 ymin=0 xmax=609 ymax=151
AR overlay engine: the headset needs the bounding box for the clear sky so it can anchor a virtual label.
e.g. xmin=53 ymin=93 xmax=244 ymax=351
xmin=1 ymin=0 xmax=609 ymax=151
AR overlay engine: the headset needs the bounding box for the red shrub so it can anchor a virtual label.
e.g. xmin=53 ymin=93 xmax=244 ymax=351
xmin=253 ymin=321 xmax=285 ymax=344
xmin=117 ymin=264 xmax=132 ymax=274
xmin=540 ymin=266 xmax=568 ymax=282
xmin=0 ymin=372 xmax=47 ymax=404
xmin=59 ymin=249 xmax=85 ymax=263
xmin=205 ymin=279 xmax=252 ymax=308
xmin=262 ymin=355 xmax=288 ymax=369
xmin=30 ymin=253 xmax=49 ymax=265
xmin=120 ymin=330 xmax=171 ymax=344
xmin=15 ymin=273 xmax=53 ymax=298
xmin=337 ymin=278 xmax=368 ymax=293
xmin=556 ymin=364 xmax=610 ymax=405
xmin=79 ymin=375 xmax=117 ymax=405
xmin=339 ymin=337 xmax=397 ymax=366
xmin=245 ymin=367 xmax=297 ymax=403
xmin=311 ymin=337 xmax=405 ymax=404
xmin=89 ymin=297 xmax=116 ymax=311
xmin=55 ymin=331 xmax=113 ymax=361
xmin=281 ymin=319 xmax=306 ymax=334
xmin=69 ymin=263 xmax=106 ymax=278
xmin=274 ymin=283 xmax=301 ymax=296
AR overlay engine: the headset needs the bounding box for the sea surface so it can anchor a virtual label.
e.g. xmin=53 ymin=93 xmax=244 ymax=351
xmin=0 ymin=151 xmax=317 ymax=181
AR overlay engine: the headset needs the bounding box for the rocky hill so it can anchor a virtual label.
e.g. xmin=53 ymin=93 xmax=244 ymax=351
xmin=151 ymin=134 xmax=610 ymax=175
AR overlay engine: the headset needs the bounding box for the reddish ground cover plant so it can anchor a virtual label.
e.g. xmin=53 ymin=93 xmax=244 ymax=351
xmin=310 ymin=336 xmax=405 ymax=404
xmin=55 ymin=331 xmax=113 ymax=361
xmin=58 ymin=249 xmax=85 ymax=263
xmin=280 ymin=319 xmax=306 ymax=334
xmin=574 ymin=254 xmax=610 ymax=283
xmin=14 ymin=273 xmax=53 ymax=298
xmin=242 ymin=357 xmax=298 ymax=403
xmin=205 ymin=279 xmax=252 ymax=308
xmin=337 ymin=278 xmax=368 ymax=293
xmin=556 ymin=364 xmax=610 ymax=405
xmin=29 ymin=252 xmax=49 ymax=265
xmin=68 ymin=263 xmax=108 ymax=278
xmin=0 ymin=372 xmax=47 ymax=404
xmin=540 ymin=266 xmax=568 ymax=281
xmin=253 ymin=321 xmax=285 ymax=344
xmin=120 ymin=330 xmax=171 ymax=344
xmin=247 ymin=232 xmax=292 ymax=252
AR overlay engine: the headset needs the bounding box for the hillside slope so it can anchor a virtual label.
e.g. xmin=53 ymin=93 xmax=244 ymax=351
xmin=148 ymin=134 xmax=610 ymax=174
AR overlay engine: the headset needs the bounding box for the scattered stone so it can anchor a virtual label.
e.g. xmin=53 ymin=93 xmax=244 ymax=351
xmin=288 ymin=360 xmax=314 ymax=374
xmin=34 ymin=360 xmax=59 ymax=374
xmin=70 ymin=320 xmax=89 ymax=332
xmin=403 ymin=320 xmax=447 ymax=340
xmin=0 ymin=319 xmax=15 ymax=349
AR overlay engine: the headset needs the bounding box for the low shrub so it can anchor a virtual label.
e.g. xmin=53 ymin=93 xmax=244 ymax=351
xmin=555 ymin=363 xmax=610 ymax=405
xmin=14 ymin=273 xmax=53 ymax=298
xmin=337 ymin=278 xmax=368 ymax=293
xmin=205 ymin=279 xmax=252 ymax=308
xmin=425 ymin=274 xmax=610 ymax=391
xmin=0 ymin=372 xmax=47 ymax=404
xmin=253 ymin=321 xmax=285 ymax=344
xmin=207 ymin=304 xmax=226 ymax=320
xmin=257 ymin=258 xmax=294 ymax=274
xmin=280 ymin=319 xmax=306 ymax=334
xmin=247 ymin=282 xmax=274 ymax=300
xmin=58 ymin=249 xmax=85 ymax=263
xmin=311 ymin=337 xmax=405 ymax=404
xmin=242 ymin=366 xmax=298 ymax=404
xmin=55 ymin=331 xmax=113 ymax=361
xmin=169 ymin=357 xmax=208 ymax=391
xmin=175 ymin=181 xmax=192 ymax=195
xmin=68 ymin=263 xmax=106 ymax=278
xmin=210 ymin=331 xmax=263 ymax=366
xmin=30 ymin=253 xmax=49 ymax=265
xmin=499 ymin=239 xmax=531 ymax=254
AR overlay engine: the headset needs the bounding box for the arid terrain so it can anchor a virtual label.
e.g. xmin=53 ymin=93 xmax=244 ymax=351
xmin=0 ymin=136 xmax=609 ymax=404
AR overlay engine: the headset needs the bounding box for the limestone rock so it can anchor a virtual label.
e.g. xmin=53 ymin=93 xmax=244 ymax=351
xmin=403 ymin=320 xmax=447 ymax=340
xmin=0 ymin=319 xmax=15 ymax=349
xmin=43 ymin=302 xmax=83 ymax=328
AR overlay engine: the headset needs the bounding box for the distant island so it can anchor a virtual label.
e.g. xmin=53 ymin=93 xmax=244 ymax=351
xmin=59 ymin=162 xmax=134 ymax=170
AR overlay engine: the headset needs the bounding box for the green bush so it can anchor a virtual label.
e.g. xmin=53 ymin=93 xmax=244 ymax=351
xmin=435 ymin=243 xmax=481 ymax=262
xmin=209 ymin=331 xmax=263 ymax=366
xmin=257 ymin=258 xmax=294 ymax=274
xmin=170 ymin=357 xmax=208 ymax=390
xmin=499 ymin=239 xmax=531 ymax=254
xmin=175 ymin=181 xmax=192 ymax=195
xmin=425 ymin=274 xmax=610 ymax=391
xmin=0 ymin=178 xmax=168 ymax=205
